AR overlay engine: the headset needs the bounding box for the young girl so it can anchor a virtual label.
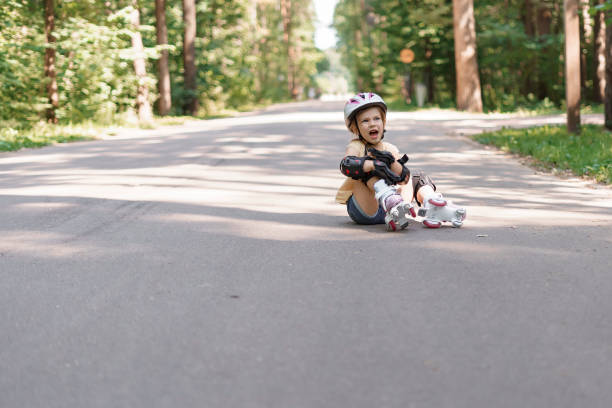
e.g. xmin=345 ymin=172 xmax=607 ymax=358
xmin=336 ymin=92 xmax=466 ymax=231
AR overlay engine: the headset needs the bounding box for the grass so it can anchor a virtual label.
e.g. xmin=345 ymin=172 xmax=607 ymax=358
xmin=0 ymin=101 xmax=276 ymax=153
xmin=472 ymin=124 xmax=612 ymax=184
xmin=0 ymin=113 xmax=235 ymax=153
xmin=0 ymin=122 xmax=98 ymax=152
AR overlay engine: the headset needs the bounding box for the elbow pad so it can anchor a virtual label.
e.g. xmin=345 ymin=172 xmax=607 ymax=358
xmin=340 ymin=156 xmax=369 ymax=180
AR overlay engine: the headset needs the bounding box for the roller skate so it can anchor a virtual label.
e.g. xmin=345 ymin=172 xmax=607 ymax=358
xmin=418 ymin=193 xmax=466 ymax=228
xmin=373 ymin=179 xmax=416 ymax=231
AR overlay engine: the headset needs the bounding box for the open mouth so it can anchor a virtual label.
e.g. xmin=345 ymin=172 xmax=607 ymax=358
xmin=369 ymin=130 xmax=379 ymax=138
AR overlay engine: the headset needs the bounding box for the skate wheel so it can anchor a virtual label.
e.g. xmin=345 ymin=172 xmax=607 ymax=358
xmin=428 ymin=198 xmax=447 ymax=207
xmin=388 ymin=221 xmax=397 ymax=231
xmin=409 ymin=207 xmax=416 ymax=217
xmin=423 ymin=219 xmax=441 ymax=229
xmin=452 ymin=220 xmax=463 ymax=228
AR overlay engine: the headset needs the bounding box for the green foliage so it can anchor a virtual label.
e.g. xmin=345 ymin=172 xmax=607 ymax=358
xmin=334 ymin=0 xmax=455 ymax=102
xmin=250 ymin=0 xmax=322 ymax=104
xmin=2 ymin=0 xmax=321 ymax=129
xmin=0 ymin=0 xmax=47 ymax=123
xmin=333 ymin=0 xmax=599 ymax=113
xmin=475 ymin=0 xmax=565 ymax=111
xmin=54 ymin=10 xmax=153 ymax=124
xmin=473 ymin=125 xmax=612 ymax=183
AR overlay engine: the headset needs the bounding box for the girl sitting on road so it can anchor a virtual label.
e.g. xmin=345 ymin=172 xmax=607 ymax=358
xmin=336 ymin=92 xmax=466 ymax=231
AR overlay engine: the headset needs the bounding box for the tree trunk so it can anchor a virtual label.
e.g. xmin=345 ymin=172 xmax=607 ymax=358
xmin=593 ymin=0 xmax=606 ymax=103
xmin=452 ymin=0 xmax=483 ymax=112
xmin=130 ymin=1 xmax=153 ymax=123
xmin=183 ymin=0 xmax=198 ymax=114
xmin=354 ymin=24 xmax=363 ymax=91
xmin=44 ymin=0 xmax=59 ymax=124
xmin=564 ymin=0 xmax=581 ymax=133
xmin=425 ymin=45 xmax=435 ymax=103
xmin=522 ymin=0 xmax=536 ymax=97
xmin=523 ymin=0 xmax=535 ymax=37
xmin=155 ymin=0 xmax=171 ymax=116
xmin=536 ymin=3 xmax=552 ymax=99
xmin=580 ymin=0 xmax=592 ymax=90
xmin=280 ymin=0 xmax=297 ymax=99
xmin=605 ymin=7 xmax=612 ymax=129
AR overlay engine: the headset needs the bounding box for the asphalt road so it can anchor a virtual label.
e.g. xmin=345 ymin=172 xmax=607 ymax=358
xmin=1 ymin=101 xmax=611 ymax=408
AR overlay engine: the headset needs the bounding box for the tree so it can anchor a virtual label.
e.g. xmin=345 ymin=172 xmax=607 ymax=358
xmin=130 ymin=0 xmax=153 ymax=123
xmin=44 ymin=0 xmax=59 ymax=123
xmin=452 ymin=0 xmax=483 ymax=112
xmin=156 ymin=0 xmax=171 ymax=116
xmin=593 ymin=0 xmax=606 ymax=103
xmin=605 ymin=5 xmax=612 ymax=129
xmin=280 ymin=0 xmax=299 ymax=99
xmin=536 ymin=1 xmax=553 ymax=100
xmin=564 ymin=0 xmax=580 ymax=133
xmin=183 ymin=0 xmax=198 ymax=114
xmin=580 ymin=0 xmax=592 ymax=90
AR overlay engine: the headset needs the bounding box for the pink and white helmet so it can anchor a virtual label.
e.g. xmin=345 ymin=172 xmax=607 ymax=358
xmin=343 ymin=92 xmax=387 ymax=130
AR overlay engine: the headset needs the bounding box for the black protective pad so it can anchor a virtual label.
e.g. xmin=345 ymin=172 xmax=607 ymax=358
xmin=370 ymin=159 xmax=403 ymax=185
xmin=367 ymin=148 xmax=395 ymax=166
xmin=412 ymin=170 xmax=437 ymax=205
xmin=340 ymin=156 xmax=368 ymax=181
xmin=369 ymin=148 xmax=410 ymax=184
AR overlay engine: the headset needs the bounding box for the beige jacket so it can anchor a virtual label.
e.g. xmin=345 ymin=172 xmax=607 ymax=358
xmin=335 ymin=139 xmax=400 ymax=204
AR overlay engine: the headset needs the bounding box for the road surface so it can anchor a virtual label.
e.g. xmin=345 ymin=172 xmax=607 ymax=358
xmin=1 ymin=101 xmax=611 ymax=407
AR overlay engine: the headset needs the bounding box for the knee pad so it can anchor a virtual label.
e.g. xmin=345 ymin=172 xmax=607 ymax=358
xmin=412 ymin=170 xmax=436 ymax=205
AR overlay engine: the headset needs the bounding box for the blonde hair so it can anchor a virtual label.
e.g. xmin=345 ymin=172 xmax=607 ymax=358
xmin=348 ymin=106 xmax=387 ymax=136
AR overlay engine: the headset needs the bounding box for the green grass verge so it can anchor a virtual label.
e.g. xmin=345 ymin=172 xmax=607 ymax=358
xmin=472 ymin=124 xmax=612 ymax=184
xmin=0 ymin=103 xmax=273 ymax=153
xmin=0 ymin=123 xmax=97 ymax=152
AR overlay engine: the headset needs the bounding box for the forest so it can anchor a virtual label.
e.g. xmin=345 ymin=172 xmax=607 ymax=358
xmin=1 ymin=0 xmax=611 ymax=129
xmin=335 ymin=0 xmax=611 ymax=115
xmin=1 ymin=0 xmax=322 ymax=127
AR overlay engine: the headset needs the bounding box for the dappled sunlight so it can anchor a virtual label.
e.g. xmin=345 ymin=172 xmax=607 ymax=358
xmin=215 ymin=134 xmax=290 ymax=144
xmin=0 ymin=152 xmax=90 ymax=166
xmin=0 ymin=101 xmax=610 ymax=252
xmin=16 ymin=201 xmax=76 ymax=210
xmin=0 ymin=231 xmax=101 ymax=258
xmin=466 ymin=205 xmax=612 ymax=227
xmin=0 ymin=163 xmax=344 ymax=217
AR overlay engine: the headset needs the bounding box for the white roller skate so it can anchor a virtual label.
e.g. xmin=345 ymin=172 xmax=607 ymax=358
xmin=373 ymin=179 xmax=416 ymax=231
xmin=418 ymin=193 xmax=466 ymax=228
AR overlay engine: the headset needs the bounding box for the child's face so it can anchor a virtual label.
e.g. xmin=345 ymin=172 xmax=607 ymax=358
xmin=356 ymin=107 xmax=385 ymax=144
